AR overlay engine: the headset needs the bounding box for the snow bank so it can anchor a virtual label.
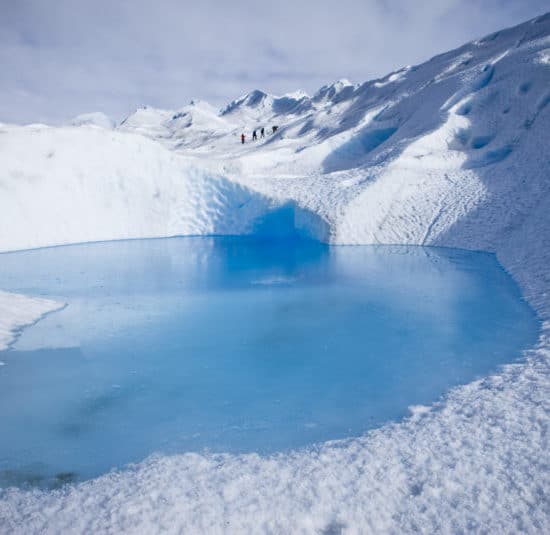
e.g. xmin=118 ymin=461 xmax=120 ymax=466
xmin=0 ymin=125 xmax=328 ymax=253
xmin=1 ymin=12 xmax=550 ymax=534
xmin=0 ymin=291 xmax=64 ymax=352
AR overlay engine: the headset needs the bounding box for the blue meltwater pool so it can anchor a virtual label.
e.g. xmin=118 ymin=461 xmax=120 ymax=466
xmin=0 ymin=237 xmax=540 ymax=487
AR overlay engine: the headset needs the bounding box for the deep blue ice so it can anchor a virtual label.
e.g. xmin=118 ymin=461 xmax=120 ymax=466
xmin=0 ymin=237 xmax=540 ymax=487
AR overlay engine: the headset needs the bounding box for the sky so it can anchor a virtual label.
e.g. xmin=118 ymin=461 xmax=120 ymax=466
xmin=0 ymin=0 xmax=548 ymax=124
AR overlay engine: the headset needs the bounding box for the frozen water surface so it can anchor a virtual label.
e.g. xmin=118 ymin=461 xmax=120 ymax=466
xmin=0 ymin=237 xmax=539 ymax=488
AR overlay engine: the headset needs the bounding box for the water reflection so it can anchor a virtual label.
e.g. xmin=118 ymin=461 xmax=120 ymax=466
xmin=0 ymin=237 xmax=539 ymax=488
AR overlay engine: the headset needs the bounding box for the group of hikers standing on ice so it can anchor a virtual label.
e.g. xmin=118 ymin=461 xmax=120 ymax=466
xmin=241 ymin=125 xmax=278 ymax=144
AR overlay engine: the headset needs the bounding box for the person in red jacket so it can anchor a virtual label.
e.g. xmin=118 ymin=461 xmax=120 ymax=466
xmin=241 ymin=133 xmax=245 ymax=144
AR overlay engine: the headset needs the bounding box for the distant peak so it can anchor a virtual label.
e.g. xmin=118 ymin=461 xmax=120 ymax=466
xmin=278 ymin=89 xmax=310 ymax=100
xmin=320 ymin=79 xmax=353 ymax=91
xmin=69 ymin=112 xmax=115 ymax=129
xmin=247 ymin=89 xmax=268 ymax=98
xmin=313 ymin=79 xmax=355 ymax=102
xmin=189 ymin=98 xmax=212 ymax=107
xmin=335 ymin=78 xmax=353 ymax=87
xmin=243 ymin=89 xmax=270 ymax=107
xmin=221 ymin=89 xmax=272 ymax=115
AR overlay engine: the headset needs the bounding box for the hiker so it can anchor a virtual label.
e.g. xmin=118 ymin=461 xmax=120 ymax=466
xmin=272 ymin=125 xmax=278 ymax=134
xmin=241 ymin=133 xmax=245 ymax=144
xmin=260 ymin=127 xmax=265 ymax=138
xmin=252 ymin=129 xmax=257 ymax=141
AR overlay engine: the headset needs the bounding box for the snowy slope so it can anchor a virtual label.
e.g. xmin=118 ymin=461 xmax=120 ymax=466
xmin=1 ymin=12 xmax=550 ymax=534
xmin=0 ymin=124 xmax=293 ymax=252
xmin=69 ymin=112 xmax=115 ymax=129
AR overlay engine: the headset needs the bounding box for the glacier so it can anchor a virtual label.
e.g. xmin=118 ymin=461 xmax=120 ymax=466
xmin=0 ymin=12 xmax=549 ymax=534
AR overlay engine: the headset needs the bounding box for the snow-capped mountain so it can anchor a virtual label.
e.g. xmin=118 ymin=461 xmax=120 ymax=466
xmin=113 ymin=16 xmax=549 ymax=191
xmin=1 ymin=13 xmax=548 ymax=264
xmin=69 ymin=112 xmax=115 ymax=129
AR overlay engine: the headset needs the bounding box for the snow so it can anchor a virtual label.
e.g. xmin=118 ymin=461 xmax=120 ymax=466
xmin=69 ymin=112 xmax=115 ymax=129
xmin=0 ymin=291 xmax=64 ymax=351
xmin=1 ymin=12 xmax=550 ymax=534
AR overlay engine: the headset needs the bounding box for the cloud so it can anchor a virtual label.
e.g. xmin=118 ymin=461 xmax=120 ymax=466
xmin=0 ymin=0 xmax=547 ymax=124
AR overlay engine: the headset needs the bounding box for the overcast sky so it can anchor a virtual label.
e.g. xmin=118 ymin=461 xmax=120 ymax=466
xmin=0 ymin=0 xmax=547 ymax=124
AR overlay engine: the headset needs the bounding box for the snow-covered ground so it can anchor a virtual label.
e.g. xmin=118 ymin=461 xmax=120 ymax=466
xmin=0 ymin=12 xmax=549 ymax=533
xmin=0 ymin=291 xmax=64 ymax=353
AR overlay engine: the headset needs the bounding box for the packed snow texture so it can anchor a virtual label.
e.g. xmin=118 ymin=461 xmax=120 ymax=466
xmin=1 ymin=13 xmax=550 ymax=534
xmin=0 ymin=291 xmax=63 ymax=351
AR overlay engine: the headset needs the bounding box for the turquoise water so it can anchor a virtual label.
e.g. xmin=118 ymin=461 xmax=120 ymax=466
xmin=0 ymin=237 xmax=539 ymax=488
